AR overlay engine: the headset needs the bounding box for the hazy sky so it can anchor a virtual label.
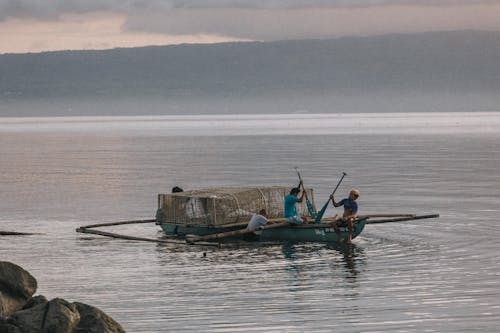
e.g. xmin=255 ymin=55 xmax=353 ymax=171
xmin=1 ymin=0 xmax=500 ymax=54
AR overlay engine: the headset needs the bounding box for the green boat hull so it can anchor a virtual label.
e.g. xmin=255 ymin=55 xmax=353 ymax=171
xmin=159 ymin=219 xmax=367 ymax=243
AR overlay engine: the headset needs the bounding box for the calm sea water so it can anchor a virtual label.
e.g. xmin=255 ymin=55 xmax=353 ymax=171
xmin=1 ymin=112 xmax=500 ymax=332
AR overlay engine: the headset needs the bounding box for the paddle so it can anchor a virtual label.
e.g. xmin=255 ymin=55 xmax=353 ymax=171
xmin=185 ymin=221 xmax=290 ymax=243
xmin=294 ymin=167 xmax=317 ymax=218
xmin=314 ymin=172 xmax=347 ymax=223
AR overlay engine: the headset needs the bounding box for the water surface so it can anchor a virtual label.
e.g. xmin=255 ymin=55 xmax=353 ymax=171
xmin=1 ymin=113 xmax=499 ymax=332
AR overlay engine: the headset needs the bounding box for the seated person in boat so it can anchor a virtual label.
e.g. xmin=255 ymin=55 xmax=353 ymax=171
xmin=331 ymin=189 xmax=360 ymax=243
xmin=284 ymin=183 xmax=308 ymax=224
xmin=171 ymin=186 xmax=183 ymax=193
xmin=244 ymin=209 xmax=268 ymax=241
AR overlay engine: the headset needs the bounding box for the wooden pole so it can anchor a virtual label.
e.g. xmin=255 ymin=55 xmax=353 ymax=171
xmin=203 ymin=214 xmax=342 ymax=228
xmin=76 ymin=227 xmax=219 ymax=247
xmin=357 ymin=214 xmax=416 ymax=219
xmin=78 ymin=219 xmax=157 ymax=229
xmin=186 ymin=222 xmax=290 ymax=243
xmin=294 ymin=167 xmax=317 ymax=217
xmin=366 ymin=214 xmax=439 ymax=224
xmin=0 ymin=231 xmax=43 ymax=236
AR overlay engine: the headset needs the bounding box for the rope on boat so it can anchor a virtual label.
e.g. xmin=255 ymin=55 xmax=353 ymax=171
xmin=76 ymin=219 xmax=220 ymax=247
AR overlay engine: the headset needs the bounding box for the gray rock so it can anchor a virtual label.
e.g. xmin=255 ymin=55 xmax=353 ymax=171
xmin=0 ymin=291 xmax=27 ymax=321
xmin=0 ymin=262 xmax=37 ymax=317
xmin=9 ymin=298 xmax=80 ymax=333
xmin=73 ymin=302 xmax=125 ymax=333
xmin=22 ymin=295 xmax=48 ymax=310
xmin=0 ymin=318 xmax=22 ymax=333
xmin=1 ymin=262 xmax=126 ymax=332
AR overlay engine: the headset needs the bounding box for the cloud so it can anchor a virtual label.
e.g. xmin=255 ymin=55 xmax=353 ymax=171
xmin=122 ymin=4 xmax=500 ymax=40
xmin=1 ymin=0 xmax=500 ymax=47
xmin=0 ymin=13 xmax=244 ymax=54
xmin=1 ymin=1 xmax=499 ymax=19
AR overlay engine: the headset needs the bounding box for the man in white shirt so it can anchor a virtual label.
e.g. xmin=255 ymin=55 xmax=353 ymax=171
xmin=244 ymin=209 xmax=268 ymax=241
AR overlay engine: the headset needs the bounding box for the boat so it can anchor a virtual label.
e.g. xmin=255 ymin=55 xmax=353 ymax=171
xmin=75 ymin=187 xmax=438 ymax=245
xmin=155 ymin=186 xmax=368 ymax=242
xmin=159 ymin=218 xmax=367 ymax=243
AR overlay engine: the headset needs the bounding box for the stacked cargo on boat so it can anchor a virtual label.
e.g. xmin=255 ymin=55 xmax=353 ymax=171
xmin=155 ymin=186 xmax=315 ymax=228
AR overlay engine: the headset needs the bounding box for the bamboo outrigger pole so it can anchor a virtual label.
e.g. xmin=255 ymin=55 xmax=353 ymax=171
xmin=76 ymin=219 xmax=220 ymax=247
xmin=76 ymin=227 xmax=183 ymax=244
xmin=78 ymin=219 xmax=156 ymax=229
xmin=0 ymin=231 xmax=43 ymax=236
xmin=357 ymin=214 xmax=416 ymax=219
xmin=365 ymin=214 xmax=439 ymax=224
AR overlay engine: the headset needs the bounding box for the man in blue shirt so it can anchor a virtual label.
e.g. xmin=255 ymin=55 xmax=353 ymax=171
xmin=331 ymin=189 xmax=360 ymax=243
xmin=284 ymin=182 xmax=307 ymax=224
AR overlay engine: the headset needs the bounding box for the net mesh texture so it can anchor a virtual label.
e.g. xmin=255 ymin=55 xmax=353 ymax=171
xmin=156 ymin=186 xmax=315 ymax=227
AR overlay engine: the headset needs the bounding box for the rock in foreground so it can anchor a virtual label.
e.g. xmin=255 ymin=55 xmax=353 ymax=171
xmin=0 ymin=261 xmax=125 ymax=333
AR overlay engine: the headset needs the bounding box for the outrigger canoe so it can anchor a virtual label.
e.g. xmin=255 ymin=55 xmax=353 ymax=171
xmin=154 ymin=186 xmax=433 ymax=243
xmin=75 ymin=187 xmax=437 ymax=245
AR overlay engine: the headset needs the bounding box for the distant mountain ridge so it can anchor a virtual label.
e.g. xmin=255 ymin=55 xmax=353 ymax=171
xmin=1 ymin=31 xmax=500 ymax=116
xmin=2 ymin=30 xmax=500 ymax=96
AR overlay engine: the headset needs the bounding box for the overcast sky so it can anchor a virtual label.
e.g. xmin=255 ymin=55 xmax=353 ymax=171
xmin=1 ymin=0 xmax=500 ymax=54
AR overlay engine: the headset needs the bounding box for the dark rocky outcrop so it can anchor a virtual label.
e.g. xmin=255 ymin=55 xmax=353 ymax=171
xmin=73 ymin=302 xmax=125 ymax=333
xmin=9 ymin=298 xmax=80 ymax=333
xmin=0 ymin=262 xmax=125 ymax=333
xmin=0 ymin=262 xmax=37 ymax=317
xmin=22 ymin=296 xmax=48 ymax=310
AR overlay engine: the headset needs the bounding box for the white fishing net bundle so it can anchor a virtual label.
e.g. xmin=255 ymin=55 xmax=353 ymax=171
xmin=156 ymin=186 xmax=315 ymax=227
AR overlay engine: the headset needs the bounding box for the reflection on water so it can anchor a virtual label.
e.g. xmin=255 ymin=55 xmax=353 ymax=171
xmin=281 ymin=242 xmax=363 ymax=280
xmin=334 ymin=243 xmax=360 ymax=278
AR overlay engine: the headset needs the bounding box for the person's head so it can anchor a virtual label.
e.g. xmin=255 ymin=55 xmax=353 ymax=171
xmin=349 ymin=189 xmax=360 ymax=201
xmin=172 ymin=186 xmax=184 ymax=193
xmin=258 ymin=209 xmax=267 ymax=217
xmin=290 ymin=187 xmax=301 ymax=196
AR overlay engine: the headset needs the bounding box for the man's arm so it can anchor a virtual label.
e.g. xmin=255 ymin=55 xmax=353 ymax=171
xmin=258 ymin=215 xmax=268 ymax=226
xmin=331 ymin=196 xmax=343 ymax=208
xmin=297 ymin=190 xmax=305 ymax=203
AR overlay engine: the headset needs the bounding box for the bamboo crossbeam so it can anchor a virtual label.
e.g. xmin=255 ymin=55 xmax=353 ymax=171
xmin=156 ymin=213 xmax=428 ymax=231
xmin=199 ymin=215 xmax=336 ymax=228
xmin=216 ymin=214 xmax=416 ymax=228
